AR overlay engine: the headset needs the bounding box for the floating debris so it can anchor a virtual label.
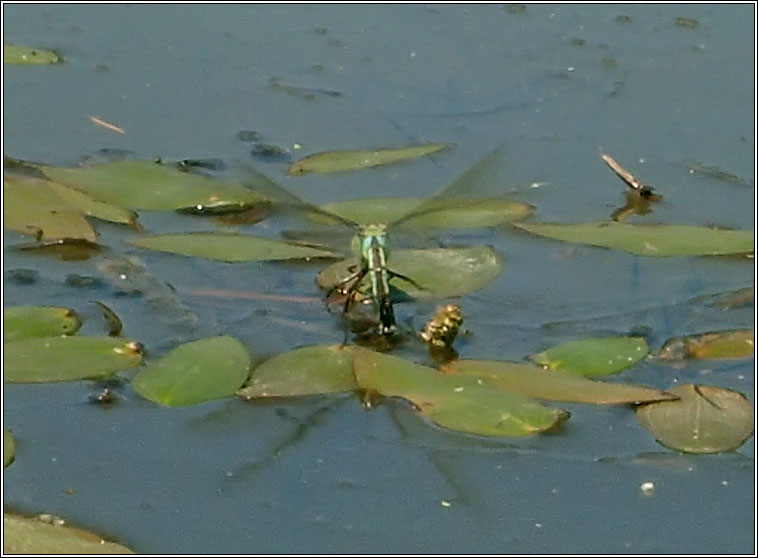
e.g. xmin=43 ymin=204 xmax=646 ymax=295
xmin=236 ymin=130 xmax=262 ymax=142
xmin=676 ymin=159 xmax=751 ymax=186
xmin=675 ymin=16 xmax=699 ymax=28
xmin=269 ymin=77 xmax=342 ymax=100
xmin=89 ymin=115 xmax=125 ymax=134
xmin=250 ymin=143 xmax=292 ymax=162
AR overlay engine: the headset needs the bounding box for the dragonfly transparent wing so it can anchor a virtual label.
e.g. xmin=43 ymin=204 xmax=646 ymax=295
xmin=238 ymin=162 xmax=359 ymax=230
xmin=389 ymin=143 xmax=527 ymax=230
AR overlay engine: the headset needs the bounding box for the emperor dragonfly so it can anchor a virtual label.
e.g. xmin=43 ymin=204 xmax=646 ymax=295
xmin=239 ymin=144 xmax=532 ymax=335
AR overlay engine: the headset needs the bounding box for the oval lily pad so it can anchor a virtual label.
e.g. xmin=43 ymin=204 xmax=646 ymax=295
xmin=4 ymin=44 xmax=61 ymax=65
xmin=130 ymin=233 xmax=340 ymax=262
xmin=317 ymin=197 xmax=532 ymax=228
xmin=238 ymin=344 xmax=357 ymax=399
xmin=132 ymin=336 xmax=250 ymax=406
xmin=4 ymin=337 xmax=143 ymax=383
xmin=529 ymin=337 xmax=649 ymax=377
xmin=654 ymin=329 xmax=754 ymax=361
xmin=514 ymin=221 xmax=754 ymax=257
xmin=4 ymin=306 xmax=82 ymax=341
xmin=288 ymin=143 xmax=450 ymax=175
xmin=353 ymin=348 xmax=567 ymax=437
xmin=317 ymin=246 xmax=503 ymax=298
xmin=4 ymin=175 xmax=97 ymax=242
xmin=3 ymin=512 xmax=133 ymax=554
xmin=4 ymin=428 xmax=15 ymax=467
xmin=40 ymin=159 xmax=266 ymax=211
xmin=444 ymin=359 xmax=677 ymax=405
xmin=636 ymin=384 xmax=754 ymax=453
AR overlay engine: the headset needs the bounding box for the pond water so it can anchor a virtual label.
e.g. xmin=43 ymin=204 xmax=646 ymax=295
xmin=3 ymin=4 xmax=755 ymax=554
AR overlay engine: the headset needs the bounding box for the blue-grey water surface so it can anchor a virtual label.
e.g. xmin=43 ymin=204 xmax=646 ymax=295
xmin=3 ymin=4 xmax=755 ymax=553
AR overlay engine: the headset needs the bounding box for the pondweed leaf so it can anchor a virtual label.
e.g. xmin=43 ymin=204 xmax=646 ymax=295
xmin=4 ymin=337 xmax=142 ymax=383
xmin=515 ymin=221 xmax=754 ymax=257
xmin=444 ymin=359 xmax=677 ymax=405
xmin=4 ymin=306 xmax=82 ymax=342
xmin=288 ymin=143 xmax=449 ymax=175
xmin=132 ymin=336 xmax=251 ymax=406
xmin=654 ymin=329 xmax=754 ymax=361
xmin=353 ymin=348 xmax=568 ymax=437
xmin=636 ymin=384 xmax=754 ymax=453
xmin=529 ymin=337 xmax=649 ymax=377
xmin=130 ymin=233 xmax=340 ymax=262
xmin=3 ymin=512 xmax=133 ymax=554
xmin=238 ymin=344 xmax=357 ymax=398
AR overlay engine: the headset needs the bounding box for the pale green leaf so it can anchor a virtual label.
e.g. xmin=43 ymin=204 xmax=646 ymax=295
xmin=130 ymin=233 xmax=339 ymax=262
xmin=4 ymin=306 xmax=82 ymax=342
xmin=515 ymin=221 xmax=754 ymax=257
xmin=238 ymin=344 xmax=357 ymax=398
xmin=4 ymin=337 xmax=143 ymax=383
xmin=444 ymin=359 xmax=677 ymax=405
xmin=132 ymin=336 xmax=250 ymax=406
xmin=3 ymin=513 xmax=133 ymax=554
xmin=288 ymin=143 xmax=450 ymax=175
xmin=529 ymin=337 xmax=649 ymax=377
xmin=636 ymin=384 xmax=754 ymax=453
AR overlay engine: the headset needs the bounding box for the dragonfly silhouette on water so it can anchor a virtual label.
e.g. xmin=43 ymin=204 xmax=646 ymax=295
xmin=238 ymin=144 xmax=532 ymax=336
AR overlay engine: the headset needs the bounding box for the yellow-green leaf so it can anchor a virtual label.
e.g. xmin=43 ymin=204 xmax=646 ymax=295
xmin=4 ymin=306 xmax=82 ymax=342
xmin=132 ymin=336 xmax=251 ymax=406
xmin=654 ymin=329 xmax=754 ymax=361
xmin=4 ymin=44 xmax=61 ymax=65
xmin=529 ymin=337 xmax=649 ymax=377
xmin=515 ymin=221 xmax=754 ymax=257
xmin=4 ymin=337 xmax=142 ymax=383
xmin=130 ymin=233 xmax=339 ymax=262
xmin=3 ymin=513 xmax=133 ymax=554
xmin=288 ymin=143 xmax=450 ymax=175
xmin=40 ymin=159 xmax=266 ymax=211
xmin=636 ymin=384 xmax=754 ymax=453
xmin=444 ymin=359 xmax=677 ymax=405
xmin=353 ymin=348 xmax=568 ymax=437
xmin=238 ymin=344 xmax=357 ymax=398
xmin=4 ymin=175 xmax=96 ymax=242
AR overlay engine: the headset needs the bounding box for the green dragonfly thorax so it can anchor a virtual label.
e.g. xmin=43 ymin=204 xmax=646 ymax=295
xmin=352 ymin=223 xmax=390 ymax=262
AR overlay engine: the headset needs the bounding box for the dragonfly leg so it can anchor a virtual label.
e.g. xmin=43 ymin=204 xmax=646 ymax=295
xmin=388 ymin=269 xmax=425 ymax=291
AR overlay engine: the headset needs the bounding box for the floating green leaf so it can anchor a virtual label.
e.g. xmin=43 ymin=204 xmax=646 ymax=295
xmin=317 ymin=246 xmax=503 ymax=298
xmin=3 ymin=512 xmax=133 ymax=554
xmin=317 ymin=197 xmax=532 ymax=228
xmin=4 ymin=44 xmax=61 ymax=65
xmin=4 ymin=175 xmax=96 ymax=242
xmin=444 ymin=359 xmax=677 ymax=405
xmin=515 ymin=221 xmax=754 ymax=257
xmin=529 ymin=337 xmax=649 ymax=377
xmin=636 ymin=384 xmax=754 ymax=453
xmin=654 ymin=329 xmax=754 ymax=361
xmin=238 ymin=344 xmax=357 ymax=399
xmin=4 ymin=306 xmax=82 ymax=342
xmin=132 ymin=336 xmax=250 ymax=406
xmin=353 ymin=348 xmax=568 ymax=437
xmin=40 ymin=159 xmax=266 ymax=211
xmin=4 ymin=337 xmax=142 ymax=383
xmin=44 ymin=180 xmax=137 ymax=225
xmin=4 ymin=429 xmax=15 ymax=467
xmin=130 ymin=232 xmax=339 ymax=262
xmin=288 ymin=143 xmax=450 ymax=175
